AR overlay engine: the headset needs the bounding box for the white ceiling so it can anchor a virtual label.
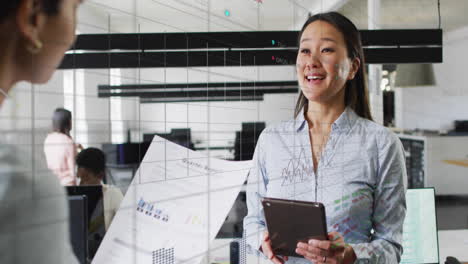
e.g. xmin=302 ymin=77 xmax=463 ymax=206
xmin=77 ymin=0 xmax=468 ymax=34
xmin=338 ymin=0 xmax=468 ymax=32
xmin=78 ymin=0 xmax=319 ymax=33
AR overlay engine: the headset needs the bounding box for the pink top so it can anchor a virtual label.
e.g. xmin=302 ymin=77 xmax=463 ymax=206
xmin=43 ymin=132 xmax=77 ymax=186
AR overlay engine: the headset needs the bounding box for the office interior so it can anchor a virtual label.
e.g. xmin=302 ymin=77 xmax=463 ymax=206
xmin=2 ymin=0 xmax=468 ymax=263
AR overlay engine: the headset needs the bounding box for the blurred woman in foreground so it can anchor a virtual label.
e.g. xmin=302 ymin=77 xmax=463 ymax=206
xmin=0 ymin=0 xmax=83 ymax=263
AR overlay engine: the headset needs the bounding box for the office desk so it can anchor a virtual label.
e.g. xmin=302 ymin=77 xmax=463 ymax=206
xmin=438 ymin=229 xmax=468 ymax=263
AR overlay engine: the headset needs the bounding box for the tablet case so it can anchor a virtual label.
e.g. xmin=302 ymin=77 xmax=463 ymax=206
xmin=262 ymin=197 xmax=328 ymax=257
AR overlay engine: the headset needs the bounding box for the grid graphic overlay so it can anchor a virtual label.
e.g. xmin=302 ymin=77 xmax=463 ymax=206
xmin=0 ymin=0 xmax=452 ymax=264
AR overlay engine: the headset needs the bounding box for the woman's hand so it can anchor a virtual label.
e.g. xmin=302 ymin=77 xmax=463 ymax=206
xmin=76 ymin=143 xmax=83 ymax=152
xmin=295 ymin=232 xmax=356 ymax=264
xmin=261 ymin=231 xmax=289 ymax=264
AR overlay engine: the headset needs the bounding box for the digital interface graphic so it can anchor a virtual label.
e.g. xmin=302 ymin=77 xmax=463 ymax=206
xmin=0 ymin=0 xmax=459 ymax=264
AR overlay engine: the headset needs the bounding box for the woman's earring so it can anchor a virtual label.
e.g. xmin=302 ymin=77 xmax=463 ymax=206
xmin=27 ymin=39 xmax=43 ymax=54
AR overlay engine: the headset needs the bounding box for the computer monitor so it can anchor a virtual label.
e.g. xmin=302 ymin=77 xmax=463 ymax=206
xmin=66 ymin=186 xmax=105 ymax=261
xmin=68 ymin=195 xmax=88 ymax=264
xmin=401 ymin=188 xmax=439 ymax=264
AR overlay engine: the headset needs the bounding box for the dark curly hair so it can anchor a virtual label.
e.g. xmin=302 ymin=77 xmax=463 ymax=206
xmin=76 ymin=148 xmax=107 ymax=175
xmin=1 ymin=0 xmax=61 ymax=22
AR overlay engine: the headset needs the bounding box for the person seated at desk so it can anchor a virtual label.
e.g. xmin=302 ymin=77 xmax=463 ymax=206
xmin=44 ymin=108 xmax=83 ymax=186
xmin=76 ymin=147 xmax=124 ymax=230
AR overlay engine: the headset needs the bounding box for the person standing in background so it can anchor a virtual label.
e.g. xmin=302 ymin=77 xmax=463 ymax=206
xmin=44 ymin=107 xmax=83 ymax=186
xmin=0 ymin=0 xmax=83 ymax=263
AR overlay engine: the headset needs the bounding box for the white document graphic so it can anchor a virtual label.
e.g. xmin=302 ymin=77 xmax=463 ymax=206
xmin=93 ymin=136 xmax=252 ymax=264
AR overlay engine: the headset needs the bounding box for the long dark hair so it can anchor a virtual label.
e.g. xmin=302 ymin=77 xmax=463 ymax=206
xmin=52 ymin=107 xmax=72 ymax=136
xmin=1 ymin=0 xmax=61 ymax=22
xmin=294 ymin=12 xmax=373 ymax=121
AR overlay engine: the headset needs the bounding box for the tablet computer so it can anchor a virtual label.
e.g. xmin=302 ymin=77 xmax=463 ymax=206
xmin=262 ymin=197 xmax=328 ymax=257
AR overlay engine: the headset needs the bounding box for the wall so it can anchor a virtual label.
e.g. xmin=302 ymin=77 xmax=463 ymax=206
xmin=395 ymin=25 xmax=468 ymax=131
xmin=0 ymin=1 xmax=387 ymax=157
xmin=136 ymin=65 xmax=297 ymax=147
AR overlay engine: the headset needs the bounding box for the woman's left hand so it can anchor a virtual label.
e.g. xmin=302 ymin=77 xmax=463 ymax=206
xmin=295 ymin=232 xmax=356 ymax=264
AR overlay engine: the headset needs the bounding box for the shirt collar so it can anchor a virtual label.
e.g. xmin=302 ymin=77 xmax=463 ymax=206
xmin=294 ymin=111 xmax=307 ymax=132
xmin=294 ymin=106 xmax=358 ymax=132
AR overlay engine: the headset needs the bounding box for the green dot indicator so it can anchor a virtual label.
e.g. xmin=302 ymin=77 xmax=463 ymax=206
xmin=272 ymin=40 xmax=276 ymax=45
xmin=224 ymin=10 xmax=230 ymax=17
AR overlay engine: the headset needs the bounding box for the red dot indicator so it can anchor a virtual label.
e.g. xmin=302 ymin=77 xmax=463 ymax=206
xmin=272 ymin=56 xmax=275 ymax=60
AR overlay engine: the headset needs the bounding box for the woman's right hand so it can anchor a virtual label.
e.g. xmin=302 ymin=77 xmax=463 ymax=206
xmin=76 ymin=143 xmax=84 ymax=152
xmin=261 ymin=231 xmax=289 ymax=264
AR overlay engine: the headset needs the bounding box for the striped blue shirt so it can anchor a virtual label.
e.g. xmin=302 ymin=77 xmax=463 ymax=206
xmin=244 ymin=107 xmax=407 ymax=264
